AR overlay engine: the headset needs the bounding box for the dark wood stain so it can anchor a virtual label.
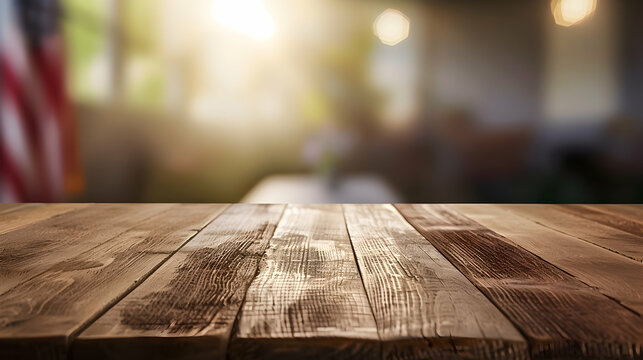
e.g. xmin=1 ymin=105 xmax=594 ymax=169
xmin=345 ymin=204 xmax=527 ymax=360
xmin=230 ymin=337 xmax=381 ymax=360
xmin=0 ymin=203 xmax=640 ymax=359
xmin=117 ymin=218 xmax=275 ymax=333
xmin=554 ymin=204 xmax=643 ymax=238
xmin=230 ymin=205 xmax=379 ymax=359
xmin=75 ymin=204 xmax=284 ymax=360
xmin=0 ymin=204 xmax=227 ymax=360
xmin=396 ymin=204 xmax=643 ymax=358
xmin=120 ymin=245 xmax=254 ymax=333
xmin=453 ymin=204 xmax=643 ymax=315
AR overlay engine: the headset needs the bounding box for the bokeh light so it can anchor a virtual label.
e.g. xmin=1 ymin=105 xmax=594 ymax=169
xmin=551 ymin=0 xmax=597 ymax=27
xmin=374 ymin=9 xmax=410 ymax=46
xmin=212 ymin=0 xmax=276 ymax=41
xmin=5 ymin=0 xmax=639 ymax=204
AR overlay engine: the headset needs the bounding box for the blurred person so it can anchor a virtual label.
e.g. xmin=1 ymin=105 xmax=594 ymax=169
xmin=0 ymin=0 xmax=82 ymax=202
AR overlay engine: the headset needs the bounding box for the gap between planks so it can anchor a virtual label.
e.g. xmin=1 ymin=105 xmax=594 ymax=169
xmin=229 ymin=204 xmax=380 ymax=359
xmin=68 ymin=204 xmax=231 ymax=341
xmin=501 ymin=205 xmax=642 ymax=262
xmin=0 ymin=204 xmax=229 ymax=360
xmin=396 ymin=204 xmax=642 ymax=359
xmin=3 ymin=204 xmax=640 ymax=360
xmin=454 ymin=204 xmax=643 ymax=314
xmin=74 ymin=204 xmax=286 ymax=360
xmin=553 ymin=204 xmax=643 ymax=238
xmin=0 ymin=204 xmax=174 ymax=296
xmin=0 ymin=203 xmax=89 ymax=235
xmin=343 ymin=204 xmax=527 ymax=360
xmin=76 ymin=204 xmax=528 ymax=360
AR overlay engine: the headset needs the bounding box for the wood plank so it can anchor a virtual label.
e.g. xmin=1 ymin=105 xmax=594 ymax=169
xmin=0 ymin=203 xmax=30 ymax=214
xmin=344 ymin=204 xmax=526 ymax=360
xmin=579 ymin=204 xmax=643 ymax=225
xmin=74 ymin=204 xmax=284 ymax=360
xmin=0 ymin=204 xmax=227 ymax=360
xmin=451 ymin=204 xmax=643 ymax=314
xmin=0 ymin=203 xmax=88 ymax=235
xmin=554 ymin=204 xmax=643 ymax=238
xmin=397 ymin=204 xmax=643 ymax=358
xmin=230 ymin=204 xmax=379 ymax=359
xmin=502 ymin=204 xmax=642 ymax=262
xmin=0 ymin=205 xmax=225 ymax=358
xmin=0 ymin=204 xmax=175 ymax=295
xmin=0 ymin=204 xmax=49 ymax=217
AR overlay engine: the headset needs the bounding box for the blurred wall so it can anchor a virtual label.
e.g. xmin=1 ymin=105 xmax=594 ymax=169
xmin=544 ymin=0 xmax=619 ymax=126
xmin=621 ymin=0 xmax=643 ymax=118
xmin=426 ymin=0 xmax=545 ymax=126
xmin=58 ymin=0 xmax=641 ymax=203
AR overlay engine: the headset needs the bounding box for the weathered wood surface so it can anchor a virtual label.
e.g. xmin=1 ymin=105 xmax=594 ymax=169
xmin=0 ymin=204 xmax=227 ymax=360
xmin=554 ymin=204 xmax=643 ymax=238
xmin=0 ymin=204 xmax=174 ymax=296
xmin=500 ymin=204 xmax=643 ymax=261
xmin=0 ymin=203 xmax=640 ymax=359
xmin=451 ymin=204 xmax=643 ymax=314
xmin=344 ymin=204 xmax=526 ymax=359
xmin=0 ymin=203 xmax=32 ymax=214
xmin=0 ymin=203 xmax=87 ymax=235
xmin=581 ymin=204 xmax=643 ymax=224
xmin=397 ymin=204 xmax=643 ymax=359
xmin=230 ymin=204 xmax=379 ymax=359
xmin=75 ymin=204 xmax=284 ymax=360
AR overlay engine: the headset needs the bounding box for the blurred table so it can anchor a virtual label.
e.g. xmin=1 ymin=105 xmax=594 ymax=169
xmin=0 ymin=203 xmax=641 ymax=359
xmin=241 ymin=174 xmax=402 ymax=203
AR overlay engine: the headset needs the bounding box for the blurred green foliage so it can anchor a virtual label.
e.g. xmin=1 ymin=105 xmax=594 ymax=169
xmin=62 ymin=0 xmax=166 ymax=108
xmin=62 ymin=0 xmax=107 ymax=101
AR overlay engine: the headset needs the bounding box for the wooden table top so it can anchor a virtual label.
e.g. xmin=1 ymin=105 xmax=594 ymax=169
xmin=0 ymin=203 xmax=641 ymax=359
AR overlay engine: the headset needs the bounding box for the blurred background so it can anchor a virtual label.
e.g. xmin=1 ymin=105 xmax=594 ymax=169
xmin=1 ymin=0 xmax=642 ymax=203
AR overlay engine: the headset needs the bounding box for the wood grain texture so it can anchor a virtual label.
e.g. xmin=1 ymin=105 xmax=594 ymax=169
xmin=1 ymin=203 xmax=641 ymax=359
xmin=452 ymin=204 xmax=643 ymax=314
xmin=74 ymin=204 xmax=284 ymax=360
xmin=500 ymin=204 xmax=643 ymax=262
xmin=0 ymin=204 xmax=227 ymax=360
xmin=344 ymin=204 xmax=526 ymax=360
xmin=582 ymin=204 xmax=643 ymax=224
xmin=230 ymin=204 xmax=379 ymax=359
xmin=397 ymin=204 xmax=643 ymax=359
xmin=554 ymin=204 xmax=643 ymax=238
xmin=0 ymin=203 xmax=87 ymax=235
xmin=0 ymin=204 xmax=174 ymax=296
xmin=0 ymin=203 xmax=31 ymax=214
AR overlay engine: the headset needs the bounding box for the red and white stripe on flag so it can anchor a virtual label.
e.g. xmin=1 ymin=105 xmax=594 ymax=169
xmin=1 ymin=0 xmax=82 ymax=202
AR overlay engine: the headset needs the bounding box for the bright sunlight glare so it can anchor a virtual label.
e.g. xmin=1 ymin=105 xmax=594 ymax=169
xmin=374 ymin=9 xmax=410 ymax=46
xmin=212 ymin=0 xmax=276 ymax=41
xmin=552 ymin=0 xmax=597 ymax=27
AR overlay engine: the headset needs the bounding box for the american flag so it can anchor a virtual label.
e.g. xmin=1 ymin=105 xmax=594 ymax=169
xmin=1 ymin=0 xmax=82 ymax=202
